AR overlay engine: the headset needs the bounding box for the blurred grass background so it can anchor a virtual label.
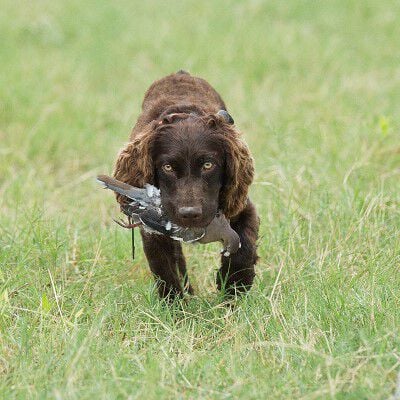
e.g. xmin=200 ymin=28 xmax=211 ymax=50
xmin=1 ymin=0 xmax=400 ymax=398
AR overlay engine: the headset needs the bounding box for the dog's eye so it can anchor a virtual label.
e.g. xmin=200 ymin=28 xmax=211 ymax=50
xmin=162 ymin=164 xmax=173 ymax=172
xmin=202 ymin=162 xmax=214 ymax=170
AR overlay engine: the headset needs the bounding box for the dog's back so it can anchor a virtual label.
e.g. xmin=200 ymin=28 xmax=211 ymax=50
xmin=131 ymin=71 xmax=227 ymax=138
xmin=115 ymin=71 xmax=259 ymax=299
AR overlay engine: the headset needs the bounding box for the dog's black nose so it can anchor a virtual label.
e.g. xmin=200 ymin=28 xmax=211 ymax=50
xmin=178 ymin=206 xmax=202 ymax=220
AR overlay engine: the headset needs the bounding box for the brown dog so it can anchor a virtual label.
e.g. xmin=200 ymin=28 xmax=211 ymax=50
xmin=113 ymin=71 xmax=259 ymax=299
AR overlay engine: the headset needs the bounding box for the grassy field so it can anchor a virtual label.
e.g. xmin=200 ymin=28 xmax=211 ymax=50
xmin=1 ymin=0 xmax=400 ymax=398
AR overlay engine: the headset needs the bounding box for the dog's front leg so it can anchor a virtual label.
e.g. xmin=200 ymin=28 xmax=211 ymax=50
xmin=141 ymin=231 xmax=187 ymax=300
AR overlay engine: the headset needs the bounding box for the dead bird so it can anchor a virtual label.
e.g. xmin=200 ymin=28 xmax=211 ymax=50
xmin=97 ymin=175 xmax=240 ymax=256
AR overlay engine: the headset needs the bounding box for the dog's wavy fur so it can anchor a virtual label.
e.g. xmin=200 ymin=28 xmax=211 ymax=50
xmin=114 ymin=114 xmax=254 ymax=218
xmin=112 ymin=71 xmax=259 ymax=299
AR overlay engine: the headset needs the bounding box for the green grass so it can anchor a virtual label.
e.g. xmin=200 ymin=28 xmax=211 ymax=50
xmin=1 ymin=0 xmax=400 ymax=398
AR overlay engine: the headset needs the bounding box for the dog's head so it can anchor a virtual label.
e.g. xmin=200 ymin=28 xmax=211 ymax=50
xmin=113 ymin=111 xmax=254 ymax=227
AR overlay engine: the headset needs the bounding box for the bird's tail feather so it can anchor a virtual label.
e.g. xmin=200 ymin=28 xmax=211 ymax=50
xmin=97 ymin=175 xmax=146 ymax=201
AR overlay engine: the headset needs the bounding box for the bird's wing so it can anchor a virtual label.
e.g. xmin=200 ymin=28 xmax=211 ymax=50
xmin=138 ymin=209 xmax=172 ymax=235
xmin=97 ymin=175 xmax=149 ymax=203
xmin=137 ymin=210 xmax=205 ymax=241
xmin=98 ymin=175 xmax=205 ymax=242
xmin=171 ymin=227 xmax=205 ymax=242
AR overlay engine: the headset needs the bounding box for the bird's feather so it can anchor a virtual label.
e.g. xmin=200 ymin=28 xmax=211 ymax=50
xmin=97 ymin=175 xmax=158 ymax=205
xmin=97 ymin=175 xmax=236 ymax=250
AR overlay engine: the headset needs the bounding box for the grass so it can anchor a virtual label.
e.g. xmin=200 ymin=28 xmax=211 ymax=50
xmin=1 ymin=0 xmax=400 ymax=398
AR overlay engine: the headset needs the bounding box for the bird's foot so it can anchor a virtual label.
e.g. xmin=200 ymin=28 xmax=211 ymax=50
xmin=113 ymin=218 xmax=141 ymax=229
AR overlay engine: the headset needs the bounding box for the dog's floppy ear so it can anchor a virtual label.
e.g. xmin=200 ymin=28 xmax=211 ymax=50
xmin=219 ymin=131 xmax=254 ymax=218
xmin=113 ymin=125 xmax=156 ymax=205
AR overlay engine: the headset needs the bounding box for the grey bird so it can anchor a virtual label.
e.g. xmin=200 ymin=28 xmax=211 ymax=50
xmin=97 ymin=175 xmax=241 ymax=256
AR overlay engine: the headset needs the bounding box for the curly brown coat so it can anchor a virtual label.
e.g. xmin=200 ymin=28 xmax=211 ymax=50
xmin=113 ymin=71 xmax=259 ymax=299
